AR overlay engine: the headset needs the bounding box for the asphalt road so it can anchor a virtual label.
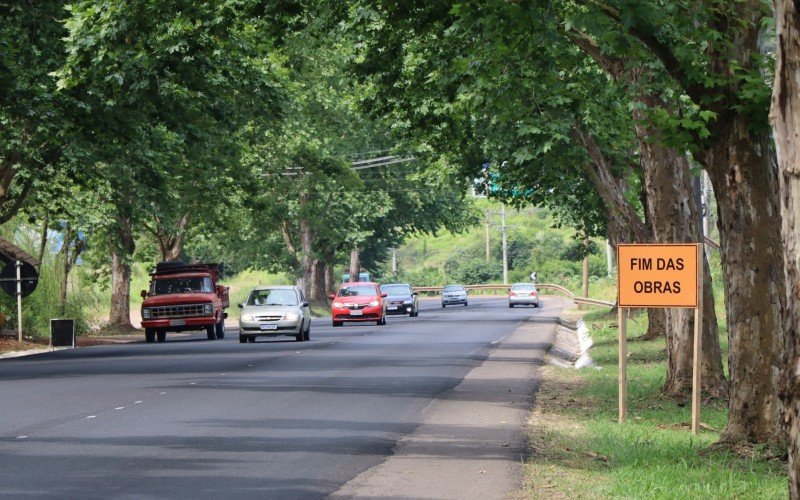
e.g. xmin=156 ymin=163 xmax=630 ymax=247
xmin=0 ymin=296 xmax=562 ymax=499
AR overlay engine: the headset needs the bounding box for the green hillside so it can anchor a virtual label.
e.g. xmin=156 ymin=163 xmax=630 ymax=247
xmin=381 ymin=198 xmax=617 ymax=300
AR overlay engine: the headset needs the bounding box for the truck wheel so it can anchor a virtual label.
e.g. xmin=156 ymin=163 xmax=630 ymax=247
xmin=156 ymin=330 xmax=166 ymax=343
xmin=215 ymin=319 xmax=225 ymax=339
xmin=145 ymin=328 xmax=155 ymax=343
xmin=206 ymin=325 xmax=216 ymax=340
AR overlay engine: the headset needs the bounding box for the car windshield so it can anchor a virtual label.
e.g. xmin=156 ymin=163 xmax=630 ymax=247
xmin=381 ymin=284 xmax=411 ymax=295
xmin=443 ymin=285 xmax=464 ymax=292
xmin=512 ymin=284 xmax=536 ymax=291
xmin=338 ymin=285 xmax=377 ymax=297
xmin=248 ymin=289 xmax=298 ymax=306
xmin=152 ymin=277 xmax=212 ymax=295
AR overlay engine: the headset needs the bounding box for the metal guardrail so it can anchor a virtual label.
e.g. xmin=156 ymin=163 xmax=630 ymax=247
xmin=704 ymin=236 xmax=720 ymax=250
xmin=412 ymin=283 xmax=615 ymax=308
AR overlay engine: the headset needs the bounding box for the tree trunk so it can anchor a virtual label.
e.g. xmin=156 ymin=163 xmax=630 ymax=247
xmin=325 ymin=263 xmax=336 ymax=294
xmin=349 ymin=247 xmax=360 ymax=282
xmin=702 ymin=122 xmax=785 ymax=443
xmin=570 ymin=33 xmax=725 ymax=394
xmin=770 ymin=0 xmax=800 ymax=492
xmin=296 ymin=217 xmax=314 ymax=298
xmin=310 ymin=259 xmax=328 ymax=305
xmin=108 ymin=215 xmax=134 ymax=329
xmin=633 ymin=105 xmax=727 ymax=398
xmin=37 ymin=213 xmax=48 ymax=268
xmin=154 ymin=213 xmax=190 ymax=262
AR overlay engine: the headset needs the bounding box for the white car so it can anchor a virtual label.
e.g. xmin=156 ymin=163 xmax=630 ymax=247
xmin=509 ymin=283 xmax=540 ymax=308
xmin=238 ymin=286 xmax=311 ymax=343
xmin=441 ymin=284 xmax=468 ymax=307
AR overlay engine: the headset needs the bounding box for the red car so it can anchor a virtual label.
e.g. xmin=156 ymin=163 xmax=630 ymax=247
xmin=330 ymin=282 xmax=387 ymax=327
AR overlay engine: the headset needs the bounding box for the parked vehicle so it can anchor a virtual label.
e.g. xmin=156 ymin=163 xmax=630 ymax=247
xmin=238 ymin=286 xmax=311 ymax=343
xmin=509 ymin=283 xmax=540 ymax=308
xmin=330 ymin=282 xmax=387 ymax=326
xmin=380 ymin=283 xmax=419 ymax=317
xmin=441 ymin=284 xmax=468 ymax=307
xmin=140 ymin=262 xmax=229 ymax=343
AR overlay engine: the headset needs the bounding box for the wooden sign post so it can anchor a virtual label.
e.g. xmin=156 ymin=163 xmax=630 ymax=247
xmin=617 ymin=244 xmax=703 ymax=434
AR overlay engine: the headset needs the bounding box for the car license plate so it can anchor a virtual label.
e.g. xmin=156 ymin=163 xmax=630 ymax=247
xmin=169 ymin=319 xmax=186 ymax=326
xmin=350 ymin=310 xmax=363 ymax=316
xmin=260 ymin=324 xmax=278 ymax=330
xmin=387 ymin=306 xmax=398 ymax=310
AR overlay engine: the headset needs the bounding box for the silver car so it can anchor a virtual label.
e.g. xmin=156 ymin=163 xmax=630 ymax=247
xmin=509 ymin=283 xmax=540 ymax=308
xmin=441 ymin=284 xmax=468 ymax=307
xmin=238 ymin=286 xmax=311 ymax=343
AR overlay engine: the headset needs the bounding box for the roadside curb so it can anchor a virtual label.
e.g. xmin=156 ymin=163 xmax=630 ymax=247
xmin=0 ymin=346 xmax=72 ymax=360
xmin=547 ymin=311 xmax=597 ymax=369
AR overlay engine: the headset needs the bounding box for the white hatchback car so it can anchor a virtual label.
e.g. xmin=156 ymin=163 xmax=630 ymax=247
xmin=509 ymin=283 xmax=540 ymax=308
xmin=441 ymin=284 xmax=468 ymax=307
xmin=238 ymin=286 xmax=311 ymax=343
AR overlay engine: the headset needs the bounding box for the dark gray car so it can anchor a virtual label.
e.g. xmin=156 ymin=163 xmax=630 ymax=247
xmin=380 ymin=283 xmax=419 ymax=317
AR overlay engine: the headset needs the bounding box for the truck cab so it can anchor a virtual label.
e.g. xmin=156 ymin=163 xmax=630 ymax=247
xmin=140 ymin=262 xmax=229 ymax=343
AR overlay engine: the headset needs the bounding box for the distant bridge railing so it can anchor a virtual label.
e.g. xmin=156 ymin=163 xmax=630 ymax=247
xmin=411 ymin=283 xmax=615 ymax=308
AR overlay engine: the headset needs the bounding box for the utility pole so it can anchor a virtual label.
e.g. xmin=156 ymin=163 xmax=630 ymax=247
xmin=391 ymin=248 xmax=397 ymax=276
xmin=501 ymin=204 xmax=508 ymax=285
xmin=484 ymin=213 xmax=491 ymax=262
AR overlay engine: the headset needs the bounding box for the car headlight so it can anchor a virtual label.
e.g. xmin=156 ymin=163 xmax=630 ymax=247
xmin=203 ymin=303 xmax=213 ymax=315
xmin=240 ymin=313 xmax=254 ymax=322
xmin=403 ymin=299 xmax=413 ymax=305
xmin=332 ymin=301 xmax=343 ymax=308
xmin=142 ymin=308 xmax=151 ymax=319
xmin=284 ymin=312 xmax=300 ymax=321
xmin=368 ymin=300 xmax=380 ymax=307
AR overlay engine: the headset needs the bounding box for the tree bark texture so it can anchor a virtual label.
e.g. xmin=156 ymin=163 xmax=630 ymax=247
xmin=154 ymin=213 xmax=190 ymax=262
xmin=703 ymin=122 xmax=785 ymax=443
xmin=770 ymin=0 xmax=800 ymax=493
xmin=109 ymin=215 xmax=134 ymax=328
xmin=633 ymin=105 xmax=727 ymax=398
xmin=572 ymin=127 xmax=669 ymax=343
xmin=310 ymin=259 xmax=328 ymax=305
xmin=349 ymin=247 xmax=360 ymax=282
xmin=298 ymin=216 xmax=314 ymax=298
xmin=325 ymin=264 xmax=336 ymax=295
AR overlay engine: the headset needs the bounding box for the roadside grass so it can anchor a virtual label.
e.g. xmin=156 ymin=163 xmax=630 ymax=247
xmin=525 ymin=308 xmax=786 ymax=499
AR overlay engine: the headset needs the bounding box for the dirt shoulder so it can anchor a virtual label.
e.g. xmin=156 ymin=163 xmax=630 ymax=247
xmin=0 ymin=332 xmax=138 ymax=358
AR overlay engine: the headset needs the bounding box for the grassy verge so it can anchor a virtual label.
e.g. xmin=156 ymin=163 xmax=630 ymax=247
xmin=524 ymin=308 xmax=787 ymax=499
